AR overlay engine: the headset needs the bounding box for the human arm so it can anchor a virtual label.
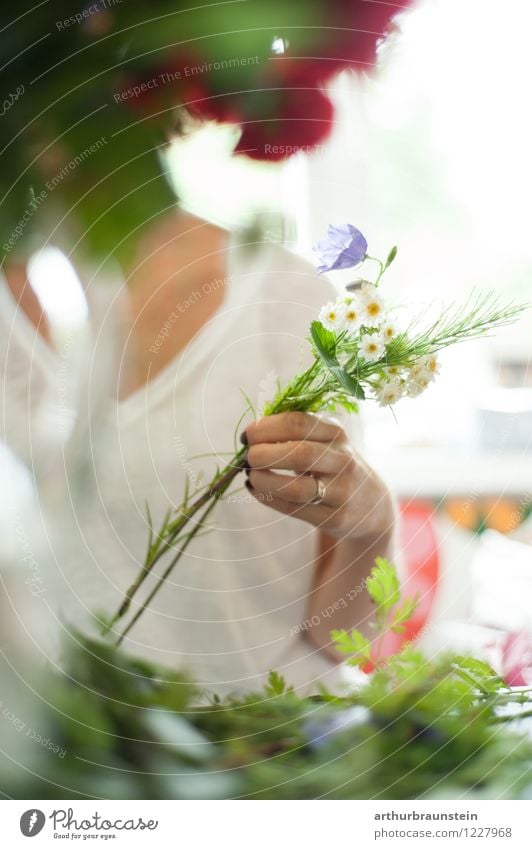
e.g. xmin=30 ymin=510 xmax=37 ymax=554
xmin=243 ymin=411 xmax=396 ymax=661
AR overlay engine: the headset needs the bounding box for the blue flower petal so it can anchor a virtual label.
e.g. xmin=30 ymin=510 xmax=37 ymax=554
xmin=313 ymin=224 xmax=367 ymax=274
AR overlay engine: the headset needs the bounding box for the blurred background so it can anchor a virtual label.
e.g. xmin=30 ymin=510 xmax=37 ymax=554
xmin=2 ymin=0 xmax=532 ymax=672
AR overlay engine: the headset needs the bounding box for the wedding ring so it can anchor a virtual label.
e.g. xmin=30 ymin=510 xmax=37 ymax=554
xmin=309 ymin=475 xmax=326 ymax=505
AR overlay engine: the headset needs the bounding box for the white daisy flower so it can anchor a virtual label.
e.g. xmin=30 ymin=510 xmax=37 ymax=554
xmin=378 ymin=320 xmax=399 ymax=344
xmin=385 ymin=365 xmax=402 ymax=377
xmin=319 ymin=301 xmax=344 ymax=332
xmin=337 ymin=298 xmax=363 ymax=332
xmin=360 ymin=290 xmax=385 ymax=327
xmin=375 ymin=378 xmax=404 ymax=407
xmin=408 ymin=362 xmax=432 ymax=383
xmin=360 ymin=336 xmax=385 ymax=362
xmin=420 ymin=353 xmax=440 ymax=378
xmin=405 ymin=355 xmax=440 ymax=397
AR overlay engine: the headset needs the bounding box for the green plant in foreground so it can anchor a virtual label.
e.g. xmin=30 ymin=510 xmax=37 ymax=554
xmin=331 ymin=556 xmax=419 ymax=669
xmin=4 ymin=559 xmax=532 ymax=800
xmin=330 ymin=557 xmax=521 ymax=709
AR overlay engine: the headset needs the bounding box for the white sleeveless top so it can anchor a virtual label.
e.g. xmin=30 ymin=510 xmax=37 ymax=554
xmin=0 ymin=237 xmax=361 ymax=695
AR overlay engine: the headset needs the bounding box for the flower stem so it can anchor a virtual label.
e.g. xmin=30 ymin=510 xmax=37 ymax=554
xmin=115 ymin=495 xmax=221 ymax=646
xmin=107 ymin=448 xmax=247 ymax=635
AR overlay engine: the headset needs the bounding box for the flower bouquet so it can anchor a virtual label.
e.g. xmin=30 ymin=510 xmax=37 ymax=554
xmin=105 ymin=225 xmax=525 ymax=643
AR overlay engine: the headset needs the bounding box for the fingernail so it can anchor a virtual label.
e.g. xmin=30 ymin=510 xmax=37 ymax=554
xmin=245 ymin=478 xmax=254 ymax=492
xmin=239 ymin=430 xmax=248 ymax=446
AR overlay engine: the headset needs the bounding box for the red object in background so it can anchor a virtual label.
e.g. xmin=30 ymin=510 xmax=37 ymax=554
xmin=187 ymin=57 xmax=336 ymax=160
xmin=369 ymin=500 xmax=440 ymax=666
xmin=233 ymin=60 xmax=335 ymax=160
xmin=331 ymin=0 xmax=413 ymax=69
xmin=231 ymin=0 xmax=413 ymax=160
xmin=119 ymin=1 xmax=413 ymax=161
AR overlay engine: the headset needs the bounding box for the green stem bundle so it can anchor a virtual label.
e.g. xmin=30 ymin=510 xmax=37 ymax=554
xmin=110 ymin=448 xmax=247 ymax=642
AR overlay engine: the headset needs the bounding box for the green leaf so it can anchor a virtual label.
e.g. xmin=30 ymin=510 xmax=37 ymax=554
xmin=310 ymin=321 xmax=366 ymax=400
xmin=334 ymin=397 xmax=360 ymax=415
xmin=265 ymin=670 xmax=289 ymax=696
xmin=386 ymin=645 xmax=428 ymax=682
xmin=321 ymin=395 xmax=360 ymax=416
xmin=334 ymin=371 xmax=366 ymax=399
xmin=451 ymin=657 xmax=507 ymax=694
xmin=310 ymin=320 xmax=337 ymax=364
xmin=331 ymin=629 xmax=372 ymax=667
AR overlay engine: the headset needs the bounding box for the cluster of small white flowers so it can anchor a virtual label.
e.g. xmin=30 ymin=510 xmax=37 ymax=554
xmin=318 ymin=283 xmax=441 ymax=408
xmin=374 ymin=354 xmax=440 ymax=407
xmin=318 ymin=283 xmax=396 ymax=362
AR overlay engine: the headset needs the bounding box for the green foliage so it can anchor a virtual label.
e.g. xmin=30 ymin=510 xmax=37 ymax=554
xmin=451 ymin=657 xmax=507 ymax=695
xmin=264 ymin=278 xmax=525 ymax=420
xmin=330 ymin=552 xmax=522 ymax=735
xmin=391 ymin=595 xmax=419 ymax=633
xmin=264 ymin=670 xmax=293 ymax=697
xmin=330 ymin=628 xmax=372 ymax=664
xmin=322 ymin=395 xmax=360 ymax=415
xmin=310 ymin=321 xmax=366 ymax=400
xmin=310 ymin=320 xmax=337 ymax=360
xmin=331 ymin=557 xmax=420 ymax=671
xmin=366 ymin=556 xmax=402 ymax=628
xmin=2 ymin=628 xmax=531 ymax=801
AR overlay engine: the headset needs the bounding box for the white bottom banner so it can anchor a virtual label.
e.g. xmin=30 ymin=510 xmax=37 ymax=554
xmin=1 ymin=799 xmax=532 ymax=848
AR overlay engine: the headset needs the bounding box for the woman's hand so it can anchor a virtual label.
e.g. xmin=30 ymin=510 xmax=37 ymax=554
xmin=242 ymin=411 xmax=393 ymax=541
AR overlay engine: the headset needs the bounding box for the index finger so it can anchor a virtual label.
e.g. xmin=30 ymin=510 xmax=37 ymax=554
xmin=243 ymin=411 xmax=348 ymax=446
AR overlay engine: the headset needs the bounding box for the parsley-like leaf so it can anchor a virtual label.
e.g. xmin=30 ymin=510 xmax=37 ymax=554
xmin=366 ymin=557 xmax=401 ymax=628
xmin=331 ymin=629 xmax=372 ymax=667
xmin=451 ymin=657 xmax=507 ymax=694
xmin=265 ymin=670 xmax=290 ymax=696
xmin=391 ymin=595 xmax=419 ymax=633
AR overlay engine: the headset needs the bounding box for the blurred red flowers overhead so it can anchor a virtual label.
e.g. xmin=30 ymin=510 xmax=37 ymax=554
xmin=123 ymin=0 xmax=413 ymax=161
xmin=336 ymin=0 xmax=414 ymax=68
xmin=0 ymin=0 xmax=415 ymax=263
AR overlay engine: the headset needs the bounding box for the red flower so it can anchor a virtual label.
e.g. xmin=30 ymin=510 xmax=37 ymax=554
xmin=116 ymin=1 xmax=413 ymax=160
xmin=185 ymin=56 xmax=335 ymax=161
xmin=233 ymin=60 xmax=335 ymax=160
xmin=187 ymin=91 xmax=243 ymax=125
xmin=235 ymin=87 xmax=334 ymax=161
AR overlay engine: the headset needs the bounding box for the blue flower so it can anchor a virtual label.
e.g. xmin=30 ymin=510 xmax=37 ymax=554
xmin=313 ymin=224 xmax=368 ymax=274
